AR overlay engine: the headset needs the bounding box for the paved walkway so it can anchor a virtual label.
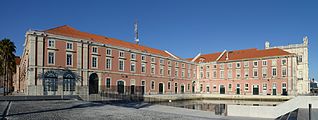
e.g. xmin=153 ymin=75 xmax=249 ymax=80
xmin=2 ymin=100 xmax=271 ymax=120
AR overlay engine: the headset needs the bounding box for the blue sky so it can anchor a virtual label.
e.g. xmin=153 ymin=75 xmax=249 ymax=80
xmin=0 ymin=0 xmax=317 ymax=79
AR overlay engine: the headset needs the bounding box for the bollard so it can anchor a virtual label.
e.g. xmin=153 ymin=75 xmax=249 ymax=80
xmin=309 ymin=104 xmax=312 ymax=120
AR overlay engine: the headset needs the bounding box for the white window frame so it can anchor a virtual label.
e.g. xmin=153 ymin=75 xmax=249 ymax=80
xmin=151 ymin=80 xmax=155 ymax=90
xmin=106 ymin=48 xmax=112 ymax=56
xmin=262 ymin=67 xmax=267 ymax=78
xmin=119 ymin=59 xmax=125 ymax=71
xmin=48 ymin=51 xmax=55 ymax=65
xmin=220 ymin=70 xmax=224 ymax=79
xmin=92 ymin=56 xmax=98 ymax=68
xmin=48 ymin=39 xmax=55 ymax=48
xmin=130 ymin=61 xmax=136 ymax=72
xmin=236 ymin=69 xmax=241 ymax=78
xmin=141 ymin=63 xmax=146 ymax=73
xmin=151 ymin=64 xmax=155 ymax=74
xmin=253 ymin=68 xmax=258 ymax=77
xmin=244 ymin=61 xmax=249 ymax=67
xmin=281 ymin=59 xmax=287 ymax=65
xmin=228 ymin=70 xmax=232 ymax=79
xmin=66 ymin=53 xmax=73 ymax=66
xmin=131 ymin=53 xmax=136 ymax=60
xmin=253 ymin=61 xmax=258 ymax=67
xmin=262 ymin=60 xmax=267 ymax=66
xmin=66 ymin=42 xmax=73 ymax=50
xmin=282 ymin=67 xmax=287 ymax=77
xmin=228 ymin=63 xmax=232 ymax=68
xmin=106 ymin=77 xmax=111 ymax=88
xmin=272 ymin=67 xmax=277 ymax=77
xmin=92 ymin=46 xmax=98 ymax=54
xmin=236 ymin=62 xmax=241 ymax=68
xmin=119 ymin=51 xmax=125 ymax=58
xmin=151 ymin=57 xmax=155 ymax=63
xmin=106 ymin=58 xmax=112 ymax=70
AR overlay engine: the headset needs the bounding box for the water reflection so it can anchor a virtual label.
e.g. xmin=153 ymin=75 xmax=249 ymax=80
xmin=157 ymin=100 xmax=281 ymax=116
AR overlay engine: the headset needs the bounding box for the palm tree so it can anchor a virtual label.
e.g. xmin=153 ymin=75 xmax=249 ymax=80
xmin=0 ymin=38 xmax=16 ymax=96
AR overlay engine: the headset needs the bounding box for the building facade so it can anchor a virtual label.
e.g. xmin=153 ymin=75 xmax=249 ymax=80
xmin=17 ymin=25 xmax=197 ymax=96
xmin=190 ymin=48 xmax=298 ymax=95
xmin=265 ymin=36 xmax=310 ymax=94
xmin=16 ymin=25 xmax=309 ymax=96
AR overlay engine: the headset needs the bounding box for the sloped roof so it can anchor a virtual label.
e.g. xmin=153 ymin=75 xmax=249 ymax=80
xmin=190 ymin=48 xmax=292 ymax=63
xmin=44 ymin=25 xmax=177 ymax=59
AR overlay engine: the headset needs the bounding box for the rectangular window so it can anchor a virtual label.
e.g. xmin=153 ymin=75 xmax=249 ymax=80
xmin=298 ymin=55 xmax=303 ymax=63
xmin=200 ymin=72 xmax=203 ymax=79
xmin=262 ymin=60 xmax=267 ymax=66
xmin=282 ymin=59 xmax=287 ymax=65
xmin=106 ymin=78 xmax=111 ymax=88
xmin=151 ymin=57 xmax=155 ymax=63
xmin=188 ymin=84 xmax=190 ymax=90
xmin=48 ymin=52 xmax=55 ymax=64
xmin=168 ymin=60 xmax=171 ymax=66
xmin=92 ymin=47 xmax=98 ymax=53
xmin=236 ymin=69 xmax=241 ymax=78
xmin=48 ymin=39 xmax=55 ymax=48
xmin=236 ymin=62 xmax=241 ymax=68
xmin=92 ymin=56 xmax=98 ymax=68
xmin=66 ymin=42 xmax=73 ymax=50
xmin=168 ymin=67 xmax=171 ymax=76
xmin=188 ymin=70 xmax=191 ymax=78
xmin=119 ymin=51 xmax=125 ymax=58
xmin=106 ymin=48 xmax=112 ymax=56
xmin=282 ymin=67 xmax=287 ymax=77
xmin=272 ymin=60 xmax=277 ymax=66
xmin=141 ymin=55 xmax=146 ymax=61
xmin=131 ymin=53 xmax=136 ymax=60
xmin=160 ymin=66 xmax=164 ymax=75
xmin=160 ymin=59 xmax=164 ymax=65
xmin=253 ymin=68 xmax=258 ymax=77
xmin=151 ymin=81 xmax=155 ymax=90
xmin=272 ymin=67 xmax=277 ymax=77
xmin=175 ymin=68 xmax=179 ymax=77
xmin=282 ymin=83 xmax=287 ymax=88
xmin=66 ymin=53 xmax=72 ymax=66
xmin=168 ymin=82 xmax=171 ymax=89
xmin=229 ymin=84 xmax=232 ymax=91
xmin=119 ymin=60 xmax=124 ymax=71
xmin=263 ymin=83 xmax=267 ymax=90
xmin=213 ymin=64 xmax=217 ymax=69
xmin=213 ymin=71 xmax=217 ymax=78
xmin=130 ymin=62 xmax=136 ymax=72
xmin=182 ymin=70 xmax=185 ymax=77
xmin=245 ymin=84 xmax=249 ymax=91
xmin=220 ymin=64 xmax=224 ymax=69
xmin=262 ymin=68 xmax=267 ymax=78
xmin=182 ymin=63 xmax=185 ymax=68
xmin=253 ymin=61 xmax=258 ymax=67
xmin=244 ymin=61 xmax=249 ymax=67
xmin=175 ymin=62 xmax=179 ymax=67
xmin=244 ymin=69 xmax=249 ymax=78
xmin=220 ymin=70 xmax=224 ymax=79
xmin=228 ymin=63 xmax=232 ymax=68
xmin=141 ymin=63 xmax=146 ymax=73
xmin=206 ymin=71 xmax=210 ymax=78
xmin=151 ymin=64 xmax=155 ymax=74
xmin=106 ymin=58 xmax=112 ymax=70
xmin=228 ymin=70 xmax=232 ymax=78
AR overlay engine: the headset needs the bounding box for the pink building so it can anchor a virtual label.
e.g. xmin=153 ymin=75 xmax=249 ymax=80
xmin=18 ymin=25 xmax=196 ymax=95
xmin=17 ymin=25 xmax=302 ymax=96
xmin=189 ymin=48 xmax=297 ymax=95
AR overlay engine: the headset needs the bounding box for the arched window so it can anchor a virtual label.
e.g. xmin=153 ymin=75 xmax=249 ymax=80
xmin=63 ymin=72 xmax=76 ymax=91
xmin=43 ymin=71 xmax=58 ymax=92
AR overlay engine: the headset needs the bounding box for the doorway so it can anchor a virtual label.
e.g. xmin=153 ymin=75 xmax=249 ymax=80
xmin=89 ymin=73 xmax=99 ymax=94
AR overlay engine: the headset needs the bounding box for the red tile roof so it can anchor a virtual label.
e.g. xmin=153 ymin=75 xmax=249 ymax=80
xmin=44 ymin=25 xmax=177 ymax=59
xmin=190 ymin=48 xmax=292 ymax=63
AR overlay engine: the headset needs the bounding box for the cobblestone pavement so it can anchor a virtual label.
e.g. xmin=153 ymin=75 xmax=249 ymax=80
xmin=2 ymin=100 xmax=271 ymax=120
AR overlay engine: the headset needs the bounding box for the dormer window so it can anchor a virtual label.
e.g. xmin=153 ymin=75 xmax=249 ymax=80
xmin=92 ymin=47 xmax=98 ymax=53
xmin=48 ymin=39 xmax=55 ymax=48
xmin=66 ymin=42 xmax=73 ymax=50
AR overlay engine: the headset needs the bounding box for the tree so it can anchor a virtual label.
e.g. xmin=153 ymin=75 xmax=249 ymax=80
xmin=0 ymin=38 xmax=16 ymax=96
